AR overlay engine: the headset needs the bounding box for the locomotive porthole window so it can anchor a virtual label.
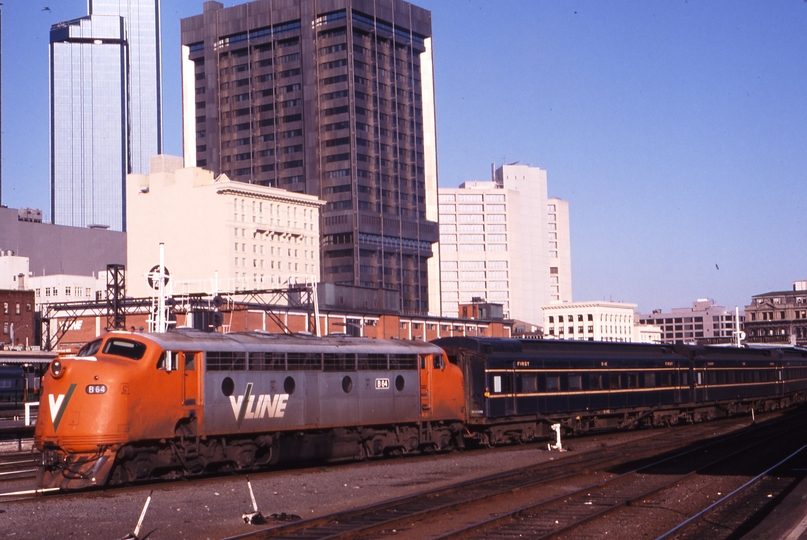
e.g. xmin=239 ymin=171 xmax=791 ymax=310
xmin=221 ymin=377 xmax=235 ymax=397
xmin=396 ymin=375 xmax=405 ymax=391
xmin=284 ymin=376 xmax=296 ymax=394
xmin=342 ymin=375 xmax=353 ymax=393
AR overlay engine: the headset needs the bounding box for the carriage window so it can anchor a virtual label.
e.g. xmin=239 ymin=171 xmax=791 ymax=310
xmin=568 ymin=374 xmax=582 ymax=390
xmin=660 ymin=372 xmax=673 ymax=387
xmin=358 ymin=353 xmax=387 ymax=370
xmin=250 ymin=352 xmax=286 ymax=370
xmin=545 ymin=375 xmax=560 ymax=391
xmin=680 ymin=372 xmax=689 ymax=386
xmin=589 ymin=374 xmax=603 ymax=390
xmin=644 ymin=373 xmax=656 ymax=387
xmin=324 ymin=353 xmax=356 ymax=372
xmin=626 ymin=374 xmax=639 ymax=388
xmin=493 ymin=375 xmax=502 ymax=393
xmin=287 ymin=353 xmax=322 ymax=370
xmin=206 ymin=351 xmax=246 ymax=371
xmin=390 ymin=354 xmax=417 ymax=370
xmin=103 ymin=339 xmax=147 ymax=360
xmin=609 ymin=373 xmax=621 ymax=389
xmin=521 ymin=374 xmax=538 ymax=393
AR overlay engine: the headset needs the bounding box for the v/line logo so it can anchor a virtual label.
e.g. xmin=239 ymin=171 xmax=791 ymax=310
xmin=48 ymin=383 xmax=77 ymax=432
xmin=229 ymin=382 xmax=289 ymax=427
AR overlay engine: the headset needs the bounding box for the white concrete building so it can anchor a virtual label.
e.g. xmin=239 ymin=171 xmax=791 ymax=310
xmin=0 ymin=251 xmax=30 ymax=290
xmin=542 ymin=301 xmax=636 ymax=342
xmin=127 ymin=156 xmax=325 ymax=298
xmin=29 ymin=274 xmax=106 ymax=306
xmin=633 ymin=323 xmax=662 ymax=344
xmin=438 ymin=163 xmax=572 ymax=325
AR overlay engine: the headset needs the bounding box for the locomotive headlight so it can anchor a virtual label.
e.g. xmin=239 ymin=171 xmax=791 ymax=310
xmin=50 ymin=359 xmax=64 ymax=379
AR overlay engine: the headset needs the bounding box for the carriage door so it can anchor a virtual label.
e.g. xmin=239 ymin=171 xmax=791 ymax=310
xmin=420 ymin=354 xmax=433 ymax=418
xmin=505 ymin=362 xmax=518 ymax=415
xmin=466 ymin=354 xmax=487 ymax=417
xmin=183 ymin=352 xmax=199 ymax=406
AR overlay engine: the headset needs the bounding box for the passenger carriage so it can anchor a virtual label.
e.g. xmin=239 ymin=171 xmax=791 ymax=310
xmin=434 ymin=337 xmax=807 ymax=445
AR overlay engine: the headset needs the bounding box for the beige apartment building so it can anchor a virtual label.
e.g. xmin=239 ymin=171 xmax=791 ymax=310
xmin=127 ymin=156 xmax=324 ymax=298
xmin=438 ymin=163 xmax=572 ymax=325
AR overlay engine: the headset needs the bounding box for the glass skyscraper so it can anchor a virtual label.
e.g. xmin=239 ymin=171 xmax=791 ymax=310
xmin=50 ymin=0 xmax=162 ymax=232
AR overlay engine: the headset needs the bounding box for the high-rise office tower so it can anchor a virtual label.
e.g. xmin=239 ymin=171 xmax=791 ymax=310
xmin=181 ymin=0 xmax=439 ymax=315
xmin=50 ymin=0 xmax=162 ymax=232
xmin=438 ymin=163 xmax=573 ymax=325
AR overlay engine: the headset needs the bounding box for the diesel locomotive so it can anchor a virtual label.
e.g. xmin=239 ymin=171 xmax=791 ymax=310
xmin=35 ymin=331 xmax=807 ymax=490
xmin=35 ymin=329 xmax=464 ymax=490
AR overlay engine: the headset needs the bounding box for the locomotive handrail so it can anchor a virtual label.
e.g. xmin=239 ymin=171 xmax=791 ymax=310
xmin=24 ymin=402 xmax=38 ymax=426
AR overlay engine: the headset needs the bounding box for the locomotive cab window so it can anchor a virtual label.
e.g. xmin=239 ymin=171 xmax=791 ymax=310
xmin=432 ymin=355 xmax=444 ymax=370
xmin=103 ymin=339 xmax=147 ymax=360
xmin=78 ymin=339 xmax=102 ymax=357
xmin=157 ymin=351 xmax=177 ymax=370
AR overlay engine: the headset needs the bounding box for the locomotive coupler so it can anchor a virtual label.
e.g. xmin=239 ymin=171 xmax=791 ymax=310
xmin=41 ymin=449 xmax=61 ymax=468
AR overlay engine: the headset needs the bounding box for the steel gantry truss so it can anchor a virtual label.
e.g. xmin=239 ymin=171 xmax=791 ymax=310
xmin=39 ymin=284 xmax=317 ymax=351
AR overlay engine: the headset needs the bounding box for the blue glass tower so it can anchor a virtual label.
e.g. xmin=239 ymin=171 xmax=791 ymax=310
xmin=50 ymin=1 xmax=162 ymax=232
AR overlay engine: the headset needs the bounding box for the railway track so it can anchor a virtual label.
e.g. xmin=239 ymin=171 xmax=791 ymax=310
xmin=0 ymin=452 xmax=39 ymax=483
xmin=222 ymin=410 xmax=807 ymax=540
xmin=433 ymin=413 xmax=807 ymax=539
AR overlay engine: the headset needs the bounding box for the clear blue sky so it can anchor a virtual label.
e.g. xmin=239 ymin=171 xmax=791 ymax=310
xmin=1 ymin=1 xmax=805 ymax=313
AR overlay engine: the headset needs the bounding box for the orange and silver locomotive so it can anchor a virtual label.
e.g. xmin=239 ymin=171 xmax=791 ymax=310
xmin=35 ymin=330 xmax=465 ymax=490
